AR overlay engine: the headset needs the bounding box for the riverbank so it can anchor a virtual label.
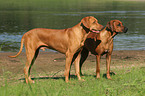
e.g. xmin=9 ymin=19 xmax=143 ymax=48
xmin=0 ymin=50 xmax=144 ymax=76
xmin=0 ymin=50 xmax=145 ymax=95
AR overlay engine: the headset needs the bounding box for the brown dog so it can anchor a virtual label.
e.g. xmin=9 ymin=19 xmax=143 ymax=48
xmin=9 ymin=16 xmax=104 ymax=83
xmin=75 ymin=20 xmax=128 ymax=79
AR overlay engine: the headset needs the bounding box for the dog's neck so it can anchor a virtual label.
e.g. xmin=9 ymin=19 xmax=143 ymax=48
xmin=80 ymin=23 xmax=90 ymax=33
xmin=99 ymin=27 xmax=118 ymax=43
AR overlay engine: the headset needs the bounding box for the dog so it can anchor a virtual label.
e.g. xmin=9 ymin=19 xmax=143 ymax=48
xmin=9 ymin=16 xmax=104 ymax=83
xmin=75 ymin=20 xmax=128 ymax=79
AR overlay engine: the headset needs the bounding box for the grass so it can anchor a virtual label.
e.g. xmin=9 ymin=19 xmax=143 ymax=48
xmin=0 ymin=66 xmax=144 ymax=96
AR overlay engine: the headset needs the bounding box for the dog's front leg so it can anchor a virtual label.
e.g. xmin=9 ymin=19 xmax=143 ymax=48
xmin=96 ymin=55 xmax=101 ymax=79
xmin=79 ymin=48 xmax=89 ymax=76
xmin=106 ymin=54 xmax=112 ymax=79
xmin=64 ymin=51 xmax=74 ymax=83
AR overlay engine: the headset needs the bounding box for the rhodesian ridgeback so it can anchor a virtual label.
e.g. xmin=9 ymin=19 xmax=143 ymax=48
xmin=75 ymin=20 xmax=128 ymax=79
xmin=9 ymin=16 xmax=104 ymax=83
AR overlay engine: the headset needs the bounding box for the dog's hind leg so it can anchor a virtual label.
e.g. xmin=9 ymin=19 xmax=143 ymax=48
xmin=24 ymin=46 xmax=39 ymax=84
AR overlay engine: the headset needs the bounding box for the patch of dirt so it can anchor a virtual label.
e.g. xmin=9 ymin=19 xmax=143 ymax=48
xmin=0 ymin=50 xmax=145 ymax=76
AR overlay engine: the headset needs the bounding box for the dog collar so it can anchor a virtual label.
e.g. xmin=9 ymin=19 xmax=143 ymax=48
xmin=81 ymin=23 xmax=90 ymax=33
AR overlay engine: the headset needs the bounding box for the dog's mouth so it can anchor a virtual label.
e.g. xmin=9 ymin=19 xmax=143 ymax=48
xmin=90 ymin=29 xmax=101 ymax=33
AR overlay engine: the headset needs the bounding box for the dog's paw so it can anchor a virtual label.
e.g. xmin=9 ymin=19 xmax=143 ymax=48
xmin=79 ymin=79 xmax=85 ymax=82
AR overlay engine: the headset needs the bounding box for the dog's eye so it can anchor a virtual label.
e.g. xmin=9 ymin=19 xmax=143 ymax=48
xmin=118 ymin=23 xmax=121 ymax=26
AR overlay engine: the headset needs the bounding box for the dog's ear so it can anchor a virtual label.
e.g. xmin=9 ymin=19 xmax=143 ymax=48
xmin=106 ymin=20 xmax=114 ymax=32
xmin=81 ymin=16 xmax=90 ymax=29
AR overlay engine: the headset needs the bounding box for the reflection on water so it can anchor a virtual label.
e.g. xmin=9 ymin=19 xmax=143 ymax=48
xmin=0 ymin=0 xmax=145 ymax=52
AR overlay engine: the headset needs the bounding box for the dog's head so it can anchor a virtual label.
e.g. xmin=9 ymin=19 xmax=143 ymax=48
xmin=106 ymin=20 xmax=128 ymax=33
xmin=81 ymin=16 xmax=104 ymax=33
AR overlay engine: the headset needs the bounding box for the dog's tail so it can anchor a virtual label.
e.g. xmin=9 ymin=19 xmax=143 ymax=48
xmin=8 ymin=36 xmax=24 ymax=58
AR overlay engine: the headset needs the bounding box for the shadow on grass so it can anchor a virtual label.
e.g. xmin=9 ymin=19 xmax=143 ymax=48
xmin=19 ymin=72 xmax=116 ymax=83
xmin=81 ymin=72 xmax=116 ymax=79
xmin=102 ymin=72 xmax=116 ymax=79
xmin=18 ymin=75 xmax=79 ymax=83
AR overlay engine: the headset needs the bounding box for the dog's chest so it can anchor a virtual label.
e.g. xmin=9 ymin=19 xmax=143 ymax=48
xmin=100 ymin=39 xmax=113 ymax=54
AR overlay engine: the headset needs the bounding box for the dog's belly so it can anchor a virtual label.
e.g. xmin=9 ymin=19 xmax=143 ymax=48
xmin=48 ymin=44 xmax=68 ymax=54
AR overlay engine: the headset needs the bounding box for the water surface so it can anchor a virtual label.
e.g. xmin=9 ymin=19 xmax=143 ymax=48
xmin=0 ymin=0 xmax=145 ymax=52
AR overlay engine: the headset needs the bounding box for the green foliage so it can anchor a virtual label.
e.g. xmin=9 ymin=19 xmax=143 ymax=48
xmin=0 ymin=44 xmax=2 ymax=51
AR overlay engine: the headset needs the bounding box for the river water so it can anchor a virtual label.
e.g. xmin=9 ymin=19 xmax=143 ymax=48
xmin=0 ymin=0 xmax=145 ymax=52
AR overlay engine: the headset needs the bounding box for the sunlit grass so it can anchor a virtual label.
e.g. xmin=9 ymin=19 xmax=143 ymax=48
xmin=0 ymin=66 xmax=144 ymax=96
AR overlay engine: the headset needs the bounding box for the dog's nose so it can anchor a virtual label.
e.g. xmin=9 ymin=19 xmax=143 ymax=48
xmin=124 ymin=27 xmax=128 ymax=33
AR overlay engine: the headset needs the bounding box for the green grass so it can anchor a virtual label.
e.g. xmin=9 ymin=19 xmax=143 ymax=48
xmin=0 ymin=66 xmax=144 ymax=96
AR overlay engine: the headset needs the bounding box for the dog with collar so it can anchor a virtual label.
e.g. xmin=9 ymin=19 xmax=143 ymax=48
xmin=75 ymin=20 xmax=128 ymax=79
